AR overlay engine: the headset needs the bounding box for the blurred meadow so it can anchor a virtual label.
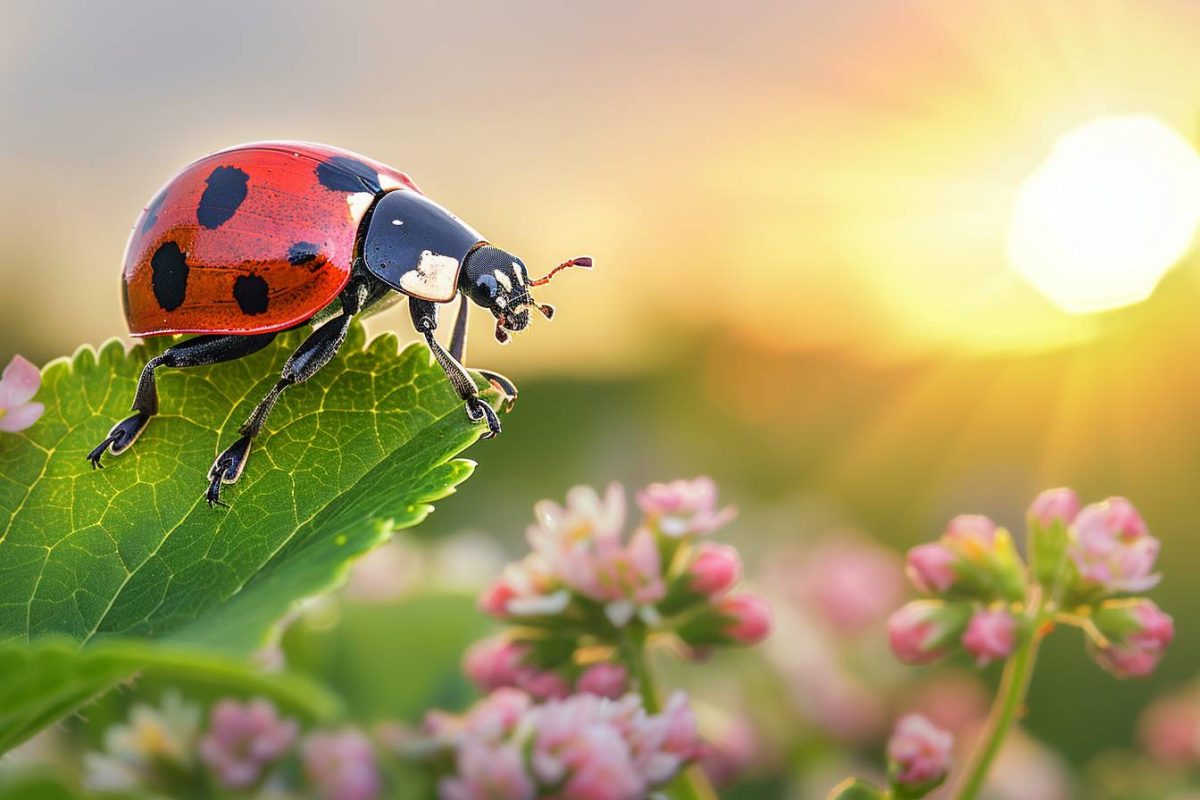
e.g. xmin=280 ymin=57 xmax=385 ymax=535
xmin=4 ymin=1 xmax=1200 ymax=797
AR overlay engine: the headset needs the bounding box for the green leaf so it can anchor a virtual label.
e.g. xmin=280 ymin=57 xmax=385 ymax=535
xmin=0 ymin=637 xmax=340 ymax=754
xmin=825 ymin=778 xmax=885 ymax=800
xmin=0 ymin=324 xmax=495 ymax=747
xmin=282 ymin=592 xmax=490 ymax=722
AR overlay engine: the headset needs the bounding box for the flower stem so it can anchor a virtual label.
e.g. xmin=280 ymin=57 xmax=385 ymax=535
xmin=952 ymin=599 xmax=1046 ymax=800
xmin=625 ymin=632 xmax=717 ymax=800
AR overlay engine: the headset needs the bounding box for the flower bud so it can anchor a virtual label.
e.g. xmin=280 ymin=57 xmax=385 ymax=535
xmin=938 ymin=515 xmax=1026 ymax=602
xmin=462 ymin=636 xmax=570 ymax=701
xmin=905 ymin=543 xmax=957 ymax=594
xmin=887 ymin=600 xmax=971 ymax=665
xmin=688 ymin=543 xmax=742 ymax=596
xmin=1029 ymin=488 xmax=1080 ymax=528
xmin=960 ymin=607 xmax=1018 ymax=666
xmin=718 ymin=593 xmax=772 ymax=645
xmin=1087 ymin=599 xmax=1174 ymax=678
xmin=575 ymin=663 xmax=629 ymax=699
xmin=1028 ymin=488 xmax=1081 ymax=592
xmin=478 ymin=579 xmax=518 ymax=618
xmin=944 ymin=514 xmax=998 ymax=546
xmin=886 ymin=714 xmax=953 ymax=794
xmin=1068 ymin=498 xmax=1160 ymax=597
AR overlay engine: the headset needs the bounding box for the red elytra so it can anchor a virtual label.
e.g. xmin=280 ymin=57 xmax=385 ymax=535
xmin=122 ymin=141 xmax=419 ymax=336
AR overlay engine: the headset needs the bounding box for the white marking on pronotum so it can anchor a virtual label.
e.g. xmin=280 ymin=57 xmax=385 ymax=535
xmin=391 ymin=219 xmax=403 ymax=226
xmin=493 ymin=269 xmax=513 ymax=292
xmin=346 ymin=192 xmax=374 ymax=219
xmin=399 ymin=250 xmax=460 ymax=301
xmin=512 ymin=261 xmax=527 ymax=285
xmin=377 ymin=173 xmax=407 ymax=191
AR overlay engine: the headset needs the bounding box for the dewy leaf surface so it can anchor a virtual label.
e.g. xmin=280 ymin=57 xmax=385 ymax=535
xmin=0 ymin=323 xmax=492 ymax=650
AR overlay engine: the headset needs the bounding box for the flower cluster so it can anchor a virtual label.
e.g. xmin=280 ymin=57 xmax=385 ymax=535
xmin=473 ymin=479 xmax=770 ymax=699
xmin=890 ymin=490 xmax=1173 ymax=678
xmin=85 ymin=694 xmax=380 ymax=800
xmin=413 ymin=688 xmax=701 ymax=800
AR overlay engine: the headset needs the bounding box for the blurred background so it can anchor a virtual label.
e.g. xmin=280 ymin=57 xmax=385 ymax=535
xmin=4 ymin=1 xmax=1200 ymax=797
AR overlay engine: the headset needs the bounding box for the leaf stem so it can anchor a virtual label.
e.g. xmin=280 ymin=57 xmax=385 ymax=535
xmin=952 ymin=594 xmax=1046 ymax=800
xmin=625 ymin=631 xmax=717 ymax=800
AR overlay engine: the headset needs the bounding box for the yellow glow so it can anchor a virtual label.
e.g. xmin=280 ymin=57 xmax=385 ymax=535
xmin=1008 ymin=116 xmax=1200 ymax=314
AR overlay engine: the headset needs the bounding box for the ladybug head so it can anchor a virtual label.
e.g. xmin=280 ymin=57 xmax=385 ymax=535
xmin=461 ymin=246 xmax=592 ymax=344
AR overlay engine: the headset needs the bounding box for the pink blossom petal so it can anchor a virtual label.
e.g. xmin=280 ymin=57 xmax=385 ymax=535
xmin=0 ymin=402 xmax=44 ymax=432
xmin=0 ymin=356 xmax=41 ymax=407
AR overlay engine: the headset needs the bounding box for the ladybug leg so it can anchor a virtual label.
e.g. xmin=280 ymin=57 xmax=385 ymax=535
xmin=410 ymin=298 xmax=502 ymax=439
xmin=206 ymin=281 xmax=369 ymax=507
xmin=87 ymin=333 xmax=277 ymax=469
xmin=447 ymin=295 xmax=518 ymax=414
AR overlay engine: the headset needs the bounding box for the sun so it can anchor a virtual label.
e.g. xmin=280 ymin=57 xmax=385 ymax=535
xmin=1008 ymin=116 xmax=1200 ymax=314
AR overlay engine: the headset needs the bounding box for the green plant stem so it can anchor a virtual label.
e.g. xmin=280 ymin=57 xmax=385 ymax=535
xmin=952 ymin=603 xmax=1046 ymax=800
xmin=625 ymin=633 xmax=717 ymax=800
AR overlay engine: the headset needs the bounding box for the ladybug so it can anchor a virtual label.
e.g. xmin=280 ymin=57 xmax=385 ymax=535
xmin=87 ymin=141 xmax=590 ymax=506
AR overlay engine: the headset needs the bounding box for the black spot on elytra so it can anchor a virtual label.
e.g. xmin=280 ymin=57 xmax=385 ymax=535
xmin=315 ymin=156 xmax=382 ymax=194
xmin=150 ymin=242 xmax=189 ymax=311
xmin=233 ymin=274 xmax=270 ymax=315
xmin=287 ymin=241 xmax=320 ymax=266
xmin=197 ymin=165 xmax=249 ymax=229
xmin=140 ymin=189 xmax=168 ymax=235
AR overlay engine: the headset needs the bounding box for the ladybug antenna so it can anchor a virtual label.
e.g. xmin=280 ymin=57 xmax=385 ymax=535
xmin=528 ymin=256 xmax=593 ymax=287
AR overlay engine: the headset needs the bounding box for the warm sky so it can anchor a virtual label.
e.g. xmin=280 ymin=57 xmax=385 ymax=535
xmin=2 ymin=0 xmax=1199 ymax=372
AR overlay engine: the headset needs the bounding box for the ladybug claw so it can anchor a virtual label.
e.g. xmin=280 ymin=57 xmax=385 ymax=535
xmin=206 ymin=435 xmax=252 ymax=508
xmin=86 ymin=412 xmax=150 ymax=469
xmin=465 ymin=397 xmax=502 ymax=439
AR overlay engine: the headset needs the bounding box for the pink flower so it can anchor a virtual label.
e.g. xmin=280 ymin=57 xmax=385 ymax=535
xmin=561 ymin=526 xmax=666 ymax=608
xmin=576 ymin=663 xmax=629 ymax=699
xmin=302 ymin=729 xmax=381 ymax=800
xmin=636 ymin=476 xmax=736 ymax=538
xmin=526 ymin=696 xmax=645 ymax=798
xmin=463 ymin=636 xmax=570 ymax=701
xmin=698 ymin=716 xmax=757 ymax=787
xmin=1087 ymin=599 xmax=1174 ymax=678
xmin=961 ymin=608 xmax=1018 ymax=666
xmin=906 ymin=543 xmax=957 ymax=594
xmin=794 ymin=537 xmax=905 ymax=631
xmin=887 ymin=601 xmax=970 ymax=665
xmin=426 ymin=688 xmax=533 ymax=743
xmin=944 ymin=515 xmax=998 ymax=547
xmin=1069 ymin=498 xmax=1161 ymax=594
xmin=528 ymin=484 xmax=628 ymax=561
xmin=886 ymin=714 xmax=953 ymax=788
xmin=429 ymin=691 xmax=697 ymax=799
xmin=198 ymin=698 xmax=298 ymax=789
xmin=1138 ymin=687 xmax=1200 ymax=766
xmin=0 ymin=355 xmax=43 ymax=433
xmin=1028 ymin=488 xmax=1081 ymax=528
xmin=688 ymin=543 xmax=742 ymax=596
xmin=440 ymin=740 xmax=535 ymax=800
xmin=718 ymin=594 xmax=772 ymax=645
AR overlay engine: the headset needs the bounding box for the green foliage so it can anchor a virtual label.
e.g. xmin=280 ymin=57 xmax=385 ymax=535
xmin=0 ymin=325 xmax=494 ymax=751
xmin=826 ymin=778 xmax=885 ymax=800
xmin=282 ymin=592 xmax=490 ymax=723
xmin=0 ymin=638 xmax=340 ymax=754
